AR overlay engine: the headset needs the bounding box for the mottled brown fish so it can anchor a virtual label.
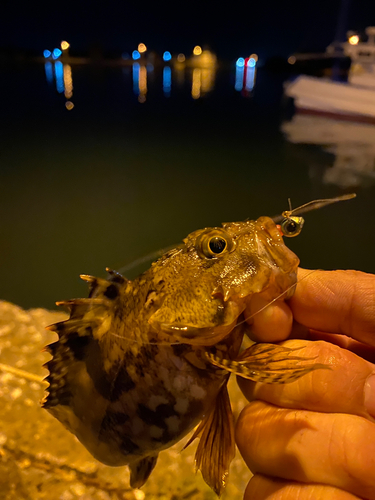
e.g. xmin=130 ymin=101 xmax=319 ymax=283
xmin=42 ymin=194 xmax=355 ymax=495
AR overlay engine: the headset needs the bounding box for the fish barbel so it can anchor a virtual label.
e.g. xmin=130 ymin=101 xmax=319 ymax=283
xmin=42 ymin=193 xmax=355 ymax=496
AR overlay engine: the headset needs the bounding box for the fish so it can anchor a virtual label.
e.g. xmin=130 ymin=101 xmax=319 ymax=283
xmin=42 ymin=193 xmax=356 ymax=496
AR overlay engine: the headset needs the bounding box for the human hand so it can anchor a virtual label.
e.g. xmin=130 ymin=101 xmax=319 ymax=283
xmin=236 ymin=268 xmax=375 ymax=499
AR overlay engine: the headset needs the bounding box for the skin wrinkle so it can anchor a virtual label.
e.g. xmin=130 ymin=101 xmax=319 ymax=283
xmin=291 ymin=270 xmax=375 ymax=345
xmin=244 ymin=475 xmax=364 ymax=500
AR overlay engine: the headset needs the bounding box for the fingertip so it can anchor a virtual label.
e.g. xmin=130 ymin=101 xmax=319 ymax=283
xmin=245 ymin=297 xmax=293 ymax=343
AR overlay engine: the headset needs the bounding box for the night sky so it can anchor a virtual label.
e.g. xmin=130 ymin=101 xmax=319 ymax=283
xmin=1 ymin=0 xmax=375 ymax=60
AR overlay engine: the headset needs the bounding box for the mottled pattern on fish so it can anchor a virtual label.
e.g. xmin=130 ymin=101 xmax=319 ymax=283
xmin=42 ymin=215 xmax=325 ymax=495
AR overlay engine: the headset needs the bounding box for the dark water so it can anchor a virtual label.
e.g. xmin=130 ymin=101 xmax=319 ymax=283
xmin=1 ymin=61 xmax=374 ymax=309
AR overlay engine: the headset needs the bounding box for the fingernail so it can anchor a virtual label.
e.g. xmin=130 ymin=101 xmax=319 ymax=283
xmin=364 ymin=374 xmax=375 ymax=417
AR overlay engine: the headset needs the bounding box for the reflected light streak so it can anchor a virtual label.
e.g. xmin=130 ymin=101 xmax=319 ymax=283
xmin=54 ymin=61 xmax=64 ymax=93
xmin=133 ymin=63 xmax=147 ymax=102
xmin=139 ymin=65 xmax=147 ymax=96
xmin=44 ymin=62 xmax=54 ymax=84
xmin=192 ymin=68 xmax=201 ymax=99
xmin=245 ymin=65 xmax=256 ymax=91
xmin=235 ymin=64 xmax=244 ymax=91
xmin=133 ymin=63 xmax=140 ymax=94
xmin=201 ymin=68 xmax=215 ymax=93
xmin=63 ymin=64 xmax=73 ymax=99
xmin=163 ymin=66 xmax=172 ymax=97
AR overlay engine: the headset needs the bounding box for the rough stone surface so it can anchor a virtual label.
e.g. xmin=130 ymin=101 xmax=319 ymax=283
xmin=0 ymin=301 xmax=250 ymax=500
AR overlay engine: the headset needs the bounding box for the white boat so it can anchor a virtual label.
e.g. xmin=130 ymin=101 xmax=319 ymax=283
xmin=285 ymin=27 xmax=375 ymax=122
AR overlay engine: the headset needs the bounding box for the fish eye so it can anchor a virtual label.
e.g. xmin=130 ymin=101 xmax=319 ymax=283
xmin=208 ymin=236 xmax=227 ymax=254
xmin=197 ymin=229 xmax=233 ymax=258
xmin=280 ymin=216 xmax=304 ymax=237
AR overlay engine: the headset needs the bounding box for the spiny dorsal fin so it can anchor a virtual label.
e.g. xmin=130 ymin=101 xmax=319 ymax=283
xmin=43 ymin=270 xmax=124 ymax=411
xmin=183 ymin=383 xmax=235 ymax=496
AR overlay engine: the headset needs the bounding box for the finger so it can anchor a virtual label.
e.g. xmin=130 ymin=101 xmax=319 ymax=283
xmin=236 ymin=401 xmax=375 ymax=500
xmin=307 ymin=329 xmax=375 ymax=364
xmin=245 ymin=297 xmax=293 ymax=342
xmin=237 ymin=339 xmax=375 ymax=420
xmin=244 ymin=474 xmax=363 ymax=500
xmin=290 ymin=269 xmax=375 ymax=346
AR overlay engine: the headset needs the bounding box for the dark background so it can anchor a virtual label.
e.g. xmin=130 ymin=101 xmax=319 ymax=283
xmin=2 ymin=0 xmax=375 ymax=60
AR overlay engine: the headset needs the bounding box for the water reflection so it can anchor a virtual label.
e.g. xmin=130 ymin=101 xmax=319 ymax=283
xmin=235 ymin=57 xmax=257 ymax=96
xmin=54 ymin=61 xmax=64 ymax=94
xmin=163 ymin=66 xmax=172 ymax=97
xmin=44 ymin=61 xmax=74 ymax=108
xmin=191 ymin=67 xmax=216 ymax=99
xmin=44 ymin=62 xmax=53 ymax=84
xmin=43 ymin=59 xmax=257 ymax=104
xmin=132 ymin=63 xmax=148 ymax=102
xmin=282 ymin=114 xmax=375 ymax=188
xmin=63 ymin=64 xmax=73 ymax=99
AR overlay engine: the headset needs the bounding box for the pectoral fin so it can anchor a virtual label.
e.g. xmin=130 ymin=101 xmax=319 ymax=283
xmin=183 ymin=383 xmax=235 ymax=496
xmin=129 ymin=455 xmax=158 ymax=489
xmin=206 ymin=343 xmax=329 ymax=384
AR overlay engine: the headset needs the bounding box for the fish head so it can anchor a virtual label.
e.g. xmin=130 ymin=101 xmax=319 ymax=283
xmin=149 ymin=216 xmax=299 ymax=345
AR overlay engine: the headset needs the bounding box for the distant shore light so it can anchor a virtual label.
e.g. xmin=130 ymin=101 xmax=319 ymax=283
xmin=138 ymin=43 xmax=147 ymax=53
xmin=52 ymin=48 xmax=62 ymax=59
xmin=288 ymin=55 xmax=296 ymax=64
xmin=132 ymin=50 xmax=141 ymax=60
xmin=248 ymin=57 xmax=256 ymax=68
xmin=249 ymin=53 xmax=258 ymax=62
xmin=61 ymin=41 xmax=70 ymax=50
xmin=43 ymin=50 xmax=51 ymax=58
xmin=236 ymin=57 xmax=245 ymax=67
xmin=163 ymin=51 xmax=172 ymax=61
xmin=193 ymin=46 xmax=202 ymax=56
xmin=177 ymin=53 xmax=185 ymax=62
xmin=349 ymin=35 xmax=359 ymax=45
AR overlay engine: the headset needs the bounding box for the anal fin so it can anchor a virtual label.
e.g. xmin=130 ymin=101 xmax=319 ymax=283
xmin=183 ymin=383 xmax=235 ymax=496
xmin=129 ymin=455 xmax=158 ymax=489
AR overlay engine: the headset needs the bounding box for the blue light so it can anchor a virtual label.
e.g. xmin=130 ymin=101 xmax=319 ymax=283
xmin=43 ymin=50 xmax=51 ymax=58
xmin=44 ymin=62 xmax=53 ymax=84
xmin=163 ymin=51 xmax=172 ymax=62
xmin=236 ymin=57 xmax=245 ymax=68
xmin=54 ymin=61 xmax=64 ymax=93
xmin=248 ymin=57 xmax=256 ymax=68
xmin=132 ymin=62 xmax=140 ymax=95
xmin=132 ymin=50 xmax=141 ymax=60
xmin=163 ymin=66 xmax=172 ymax=96
xmin=235 ymin=65 xmax=244 ymax=91
xmin=52 ymin=48 xmax=62 ymax=60
xmin=245 ymin=66 xmax=255 ymax=91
